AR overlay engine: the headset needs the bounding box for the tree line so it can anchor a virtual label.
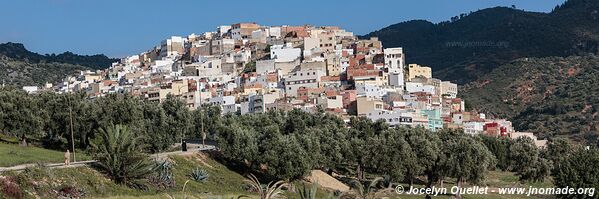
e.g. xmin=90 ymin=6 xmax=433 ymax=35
xmin=0 ymin=88 xmax=218 ymax=153
xmin=1 ymin=87 xmax=598 ymax=198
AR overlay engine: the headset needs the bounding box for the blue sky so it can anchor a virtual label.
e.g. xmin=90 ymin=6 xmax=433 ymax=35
xmin=0 ymin=0 xmax=565 ymax=58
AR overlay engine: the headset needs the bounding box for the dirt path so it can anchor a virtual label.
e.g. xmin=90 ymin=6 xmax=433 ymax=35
xmin=0 ymin=145 xmax=216 ymax=172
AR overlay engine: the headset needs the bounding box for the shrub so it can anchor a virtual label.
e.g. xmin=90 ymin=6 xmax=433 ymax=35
xmin=149 ymin=160 xmax=175 ymax=189
xmin=190 ymin=168 xmax=209 ymax=182
xmin=0 ymin=176 xmax=24 ymax=199
xmin=58 ymin=185 xmax=85 ymax=198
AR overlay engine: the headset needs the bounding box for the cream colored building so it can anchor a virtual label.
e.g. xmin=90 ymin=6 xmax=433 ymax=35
xmin=317 ymin=95 xmax=343 ymax=109
xmin=171 ymin=79 xmax=189 ymax=96
xmin=356 ymin=96 xmax=384 ymax=116
xmin=440 ymin=81 xmax=458 ymax=98
xmin=407 ymin=64 xmax=432 ymax=81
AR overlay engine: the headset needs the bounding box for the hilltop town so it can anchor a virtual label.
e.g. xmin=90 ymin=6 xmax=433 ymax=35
xmin=22 ymin=22 xmax=544 ymax=146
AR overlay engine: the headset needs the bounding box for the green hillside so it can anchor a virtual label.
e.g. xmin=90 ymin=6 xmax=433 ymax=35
xmin=0 ymin=42 xmax=116 ymax=87
xmin=461 ymin=55 xmax=599 ymax=143
xmin=362 ymin=0 xmax=599 ymax=84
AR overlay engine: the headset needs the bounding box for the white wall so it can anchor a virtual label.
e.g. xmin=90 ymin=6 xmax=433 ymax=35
xmin=270 ymin=45 xmax=301 ymax=62
xmin=406 ymin=82 xmax=436 ymax=94
xmin=356 ymin=82 xmax=387 ymax=98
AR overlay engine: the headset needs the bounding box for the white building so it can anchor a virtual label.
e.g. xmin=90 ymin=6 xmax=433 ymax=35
xmin=192 ymin=58 xmax=223 ymax=77
xmin=22 ymin=86 xmax=39 ymax=94
xmin=405 ymin=82 xmax=436 ymax=95
xmin=160 ymin=36 xmax=185 ymax=58
xmin=356 ymin=81 xmax=387 ymax=98
xmin=384 ymin=48 xmax=405 ymax=87
xmin=283 ymin=69 xmax=325 ymax=97
xmin=270 ymin=44 xmax=301 ymax=62
xmin=151 ymin=59 xmax=175 ymax=73
xmin=464 ymin=121 xmax=485 ymax=135
xmin=217 ymin=25 xmax=232 ymax=37
xmin=269 ymin=27 xmax=281 ymax=39
xmin=365 ymin=109 xmax=414 ymax=127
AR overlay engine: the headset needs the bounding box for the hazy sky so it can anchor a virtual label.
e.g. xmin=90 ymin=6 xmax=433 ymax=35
xmin=0 ymin=0 xmax=566 ymax=57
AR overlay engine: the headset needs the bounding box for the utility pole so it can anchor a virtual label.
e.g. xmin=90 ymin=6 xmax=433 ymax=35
xmin=66 ymin=93 xmax=76 ymax=162
xmin=178 ymin=85 xmax=187 ymax=150
xmin=200 ymin=87 xmax=205 ymax=148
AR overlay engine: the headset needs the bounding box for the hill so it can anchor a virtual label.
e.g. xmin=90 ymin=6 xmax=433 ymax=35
xmin=362 ymin=0 xmax=599 ymax=84
xmin=0 ymin=42 xmax=117 ymax=70
xmin=0 ymin=152 xmax=253 ymax=198
xmin=460 ymin=55 xmax=599 ymax=143
xmin=0 ymin=42 xmax=117 ymax=86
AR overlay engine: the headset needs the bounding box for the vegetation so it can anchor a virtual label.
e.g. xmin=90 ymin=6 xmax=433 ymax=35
xmin=348 ymin=177 xmax=387 ymax=199
xmin=0 ymin=153 xmax=255 ymax=199
xmin=190 ymin=168 xmax=209 ymax=182
xmin=461 ymin=55 xmax=599 ymax=144
xmin=149 ymin=160 xmax=175 ymax=189
xmin=0 ymin=42 xmax=115 ymax=69
xmin=508 ymin=137 xmax=551 ymax=182
xmin=2 ymin=87 xmax=597 ymax=198
xmin=90 ymin=124 xmax=153 ymax=188
xmin=242 ymin=61 xmax=256 ymax=74
xmin=552 ymin=147 xmax=599 ymax=199
xmin=0 ymin=42 xmax=116 ymax=87
xmin=362 ymin=0 xmax=599 ymax=84
xmin=0 ymin=143 xmax=89 ymax=167
xmin=243 ymin=174 xmax=287 ymax=199
xmin=0 ymin=88 xmax=217 ymax=153
xmin=297 ymin=183 xmax=318 ymax=199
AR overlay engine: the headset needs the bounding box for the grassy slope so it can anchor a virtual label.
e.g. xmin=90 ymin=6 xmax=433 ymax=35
xmin=0 ymin=143 xmax=90 ymax=167
xmin=0 ymin=152 xmax=256 ymax=198
xmin=0 ymin=151 xmax=337 ymax=199
xmin=1 ymin=150 xmax=553 ymax=199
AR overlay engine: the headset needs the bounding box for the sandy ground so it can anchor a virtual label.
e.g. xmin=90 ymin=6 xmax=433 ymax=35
xmin=305 ymin=170 xmax=350 ymax=192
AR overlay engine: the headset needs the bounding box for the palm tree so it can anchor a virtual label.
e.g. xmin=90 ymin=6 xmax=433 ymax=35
xmin=91 ymin=124 xmax=152 ymax=188
xmin=348 ymin=177 xmax=387 ymax=199
xmin=244 ymin=173 xmax=288 ymax=199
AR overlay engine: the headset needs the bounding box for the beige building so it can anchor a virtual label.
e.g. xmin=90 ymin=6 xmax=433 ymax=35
xmin=231 ymin=23 xmax=260 ymax=40
xmin=317 ymin=95 xmax=343 ymax=109
xmin=300 ymin=60 xmax=327 ymax=72
xmin=318 ymin=31 xmax=336 ymax=52
xmin=356 ymin=96 xmax=384 ymax=116
xmin=440 ymin=81 xmax=458 ymax=98
xmin=407 ymin=64 xmax=432 ymax=81
xmin=171 ymin=79 xmax=189 ymax=96
xmin=160 ymin=36 xmax=185 ymax=58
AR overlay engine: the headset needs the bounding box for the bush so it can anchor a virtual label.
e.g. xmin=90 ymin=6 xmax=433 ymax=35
xmin=58 ymin=185 xmax=85 ymax=198
xmin=190 ymin=168 xmax=209 ymax=183
xmin=0 ymin=176 xmax=24 ymax=199
xmin=149 ymin=160 xmax=175 ymax=189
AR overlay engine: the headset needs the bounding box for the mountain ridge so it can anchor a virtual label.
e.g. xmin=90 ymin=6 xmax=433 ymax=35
xmin=0 ymin=42 xmax=117 ymax=86
xmin=0 ymin=42 xmax=118 ymax=70
xmin=361 ymin=0 xmax=599 ymax=84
